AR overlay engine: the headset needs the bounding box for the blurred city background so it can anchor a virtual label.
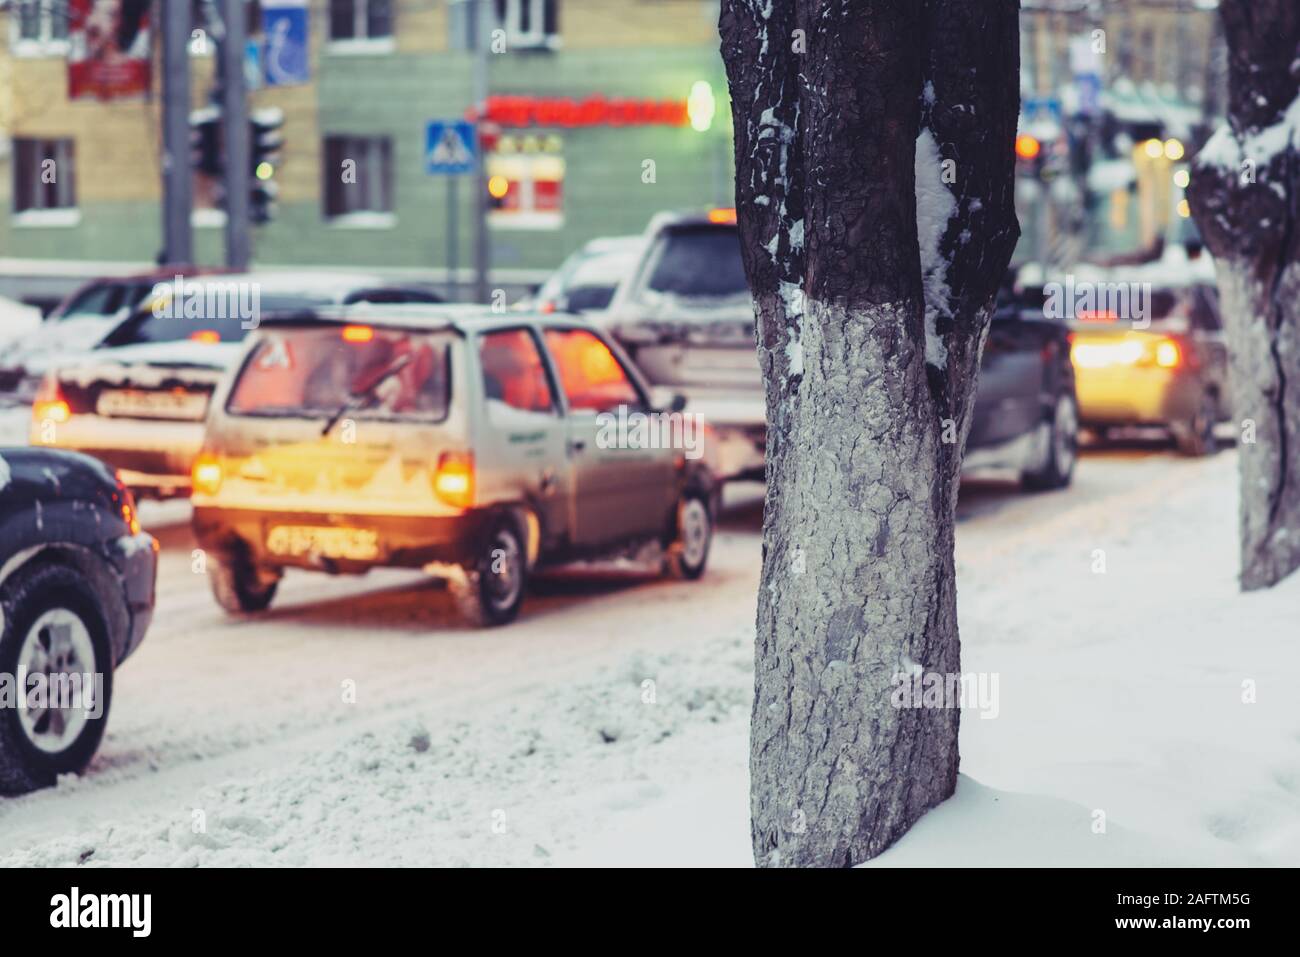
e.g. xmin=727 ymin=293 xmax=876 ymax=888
xmin=0 ymin=0 xmax=1224 ymax=309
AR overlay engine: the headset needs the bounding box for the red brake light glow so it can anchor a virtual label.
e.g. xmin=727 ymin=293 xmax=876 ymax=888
xmin=1154 ymin=339 xmax=1182 ymax=369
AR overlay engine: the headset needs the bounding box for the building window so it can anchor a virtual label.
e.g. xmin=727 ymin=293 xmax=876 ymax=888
xmin=486 ymin=132 xmax=564 ymax=230
xmin=328 ymin=0 xmax=393 ymax=44
xmin=11 ymin=0 xmax=70 ymax=55
xmin=13 ymin=138 xmax=78 ymax=220
xmin=493 ymin=0 xmax=559 ymax=50
xmin=323 ymin=135 xmax=395 ymax=224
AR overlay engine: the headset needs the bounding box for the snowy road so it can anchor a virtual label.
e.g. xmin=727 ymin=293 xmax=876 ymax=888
xmin=2 ymin=438 xmax=1298 ymax=867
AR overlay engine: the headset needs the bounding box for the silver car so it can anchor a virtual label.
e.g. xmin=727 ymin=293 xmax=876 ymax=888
xmin=190 ymin=307 xmax=718 ymax=626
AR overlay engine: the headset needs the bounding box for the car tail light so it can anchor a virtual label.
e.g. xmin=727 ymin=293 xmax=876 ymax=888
xmin=189 ymin=329 xmax=221 ymax=344
xmin=192 ymin=453 xmax=223 ymax=496
xmin=342 ymin=324 xmax=374 ymax=343
xmin=433 ymin=451 xmax=474 ymax=509
xmin=707 ymin=207 xmax=737 ymax=224
xmin=539 ymin=300 xmax=557 ymax=314
xmin=121 ymin=501 xmax=142 ymax=535
xmin=112 ymin=472 xmax=143 ymax=534
xmin=32 ymin=374 xmax=70 ymax=425
xmin=1153 ymin=339 xmax=1182 ymax=369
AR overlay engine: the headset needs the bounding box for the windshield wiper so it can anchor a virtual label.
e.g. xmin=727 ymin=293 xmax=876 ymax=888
xmin=320 ymin=354 xmax=413 ymax=437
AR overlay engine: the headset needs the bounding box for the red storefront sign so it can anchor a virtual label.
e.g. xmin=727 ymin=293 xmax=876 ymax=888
xmin=67 ymin=0 xmax=153 ymax=101
xmin=476 ymin=95 xmax=689 ymax=129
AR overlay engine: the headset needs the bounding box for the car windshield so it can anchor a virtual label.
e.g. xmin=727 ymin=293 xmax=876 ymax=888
xmin=100 ymin=291 xmax=337 ymax=347
xmin=638 ymin=224 xmax=750 ymax=301
xmin=227 ymin=325 xmax=452 ymax=422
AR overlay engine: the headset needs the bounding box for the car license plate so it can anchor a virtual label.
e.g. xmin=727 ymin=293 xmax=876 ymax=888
xmin=265 ymin=526 xmax=380 ymax=561
xmin=96 ymin=389 xmax=209 ymax=420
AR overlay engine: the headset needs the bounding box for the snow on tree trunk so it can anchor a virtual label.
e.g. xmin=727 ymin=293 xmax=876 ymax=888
xmin=720 ymin=0 xmax=1020 ymax=867
xmin=1188 ymin=0 xmax=1300 ymax=592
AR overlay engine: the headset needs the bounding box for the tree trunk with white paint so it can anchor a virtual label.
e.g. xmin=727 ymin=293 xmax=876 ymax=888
xmin=720 ymin=0 xmax=1020 ymax=867
xmin=1187 ymin=0 xmax=1300 ymax=592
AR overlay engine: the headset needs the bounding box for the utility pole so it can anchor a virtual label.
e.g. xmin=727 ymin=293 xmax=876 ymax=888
xmin=160 ymin=0 xmax=193 ymax=265
xmin=472 ymin=0 xmax=491 ymax=304
xmin=220 ymin=0 xmax=252 ymax=270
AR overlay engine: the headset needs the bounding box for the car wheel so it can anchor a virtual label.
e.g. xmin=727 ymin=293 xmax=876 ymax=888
xmin=0 ymin=563 xmax=114 ymax=795
xmin=456 ymin=517 xmax=527 ymax=627
xmin=209 ymin=555 xmax=279 ymax=615
xmin=1021 ymin=394 xmax=1079 ymax=492
xmin=665 ymin=492 xmax=713 ymax=580
xmin=1172 ymin=391 xmax=1219 ymax=457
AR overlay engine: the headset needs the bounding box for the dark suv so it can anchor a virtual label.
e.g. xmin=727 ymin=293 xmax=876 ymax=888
xmin=0 ymin=448 xmax=157 ymax=793
xmin=603 ymin=209 xmax=1079 ymax=489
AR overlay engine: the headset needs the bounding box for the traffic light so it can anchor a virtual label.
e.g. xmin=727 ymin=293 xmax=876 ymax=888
xmin=1015 ymin=132 xmax=1049 ymax=180
xmin=249 ymin=107 xmax=284 ymax=224
xmin=190 ymin=107 xmax=223 ymax=177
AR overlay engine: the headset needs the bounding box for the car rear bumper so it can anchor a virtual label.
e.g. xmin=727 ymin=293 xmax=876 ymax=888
xmin=192 ymin=506 xmax=490 ymax=572
xmin=680 ymin=390 xmax=766 ymax=481
xmin=1075 ymin=368 xmax=1203 ymax=427
xmin=33 ymin=414 xmax=203 ymax=497
xmin=109 ymin=531 xmax=158 ymax=664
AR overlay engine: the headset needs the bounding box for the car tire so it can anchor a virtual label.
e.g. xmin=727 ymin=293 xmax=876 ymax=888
xmin=1021 ymin=394 xmax=1079 ymax=492
xmin=455 ymin=516 xmax=527 ymax=627
xmin=1172 ymin=391 xmax=1219 ymax=457
xmin=0 ymin=563 xmax=114 ymax=795
xmin=664 ymin=492 xmax=713 ymax=580
xmin=209 ymin=555 xmax=279 ymax=615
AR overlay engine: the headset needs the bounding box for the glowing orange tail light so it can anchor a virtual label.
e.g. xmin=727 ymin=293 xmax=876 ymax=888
xmin=32 ymin=399 xmax=70 ymax=425
xmin=433 ymin=451 xmax=474 ymax=509
xmin=32 ymin=375 xmax=70 ymax=426
xmin=192 ymin=453 xmax=223 ymax=496
xmin=342 ymin=324 xmax=374 ymax=343
xmin=189 ymin=329 xmax=221 ymax=344
xmin=707 ymin=207 xmax=737 ymax=224
xmin=121 ymin=501 xmax=141 ymax=535
xmin=1153 ymin=339 xmax=1182 ymax=369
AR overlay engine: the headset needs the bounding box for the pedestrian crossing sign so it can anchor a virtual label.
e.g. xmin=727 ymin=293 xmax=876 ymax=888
xmin=425 ymin=120 xmax=477 ymax=175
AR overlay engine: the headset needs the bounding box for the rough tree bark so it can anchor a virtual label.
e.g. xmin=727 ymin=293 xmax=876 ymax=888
xmin=1187 ymin=0 xmax=1300 ymax=591
xmin=720 ymin=0 xmax=1020 ymax=867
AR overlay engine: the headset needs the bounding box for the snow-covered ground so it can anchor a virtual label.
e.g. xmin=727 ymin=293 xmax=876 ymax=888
xmin=0 ymin=442 xmax=1296 ymax=867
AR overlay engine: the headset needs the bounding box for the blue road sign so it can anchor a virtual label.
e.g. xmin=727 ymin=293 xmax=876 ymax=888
xmin=425 ymin=121 xmax=477 ymax=175
xmin=263 ymin=0 xmax=310 ymax=87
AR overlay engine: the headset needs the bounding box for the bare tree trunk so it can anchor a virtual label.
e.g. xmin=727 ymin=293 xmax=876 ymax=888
xmin=721 ymin=0 xmax=1020 ymax=867
xmin=1187 ymin=0 xmax=1300 ymax=592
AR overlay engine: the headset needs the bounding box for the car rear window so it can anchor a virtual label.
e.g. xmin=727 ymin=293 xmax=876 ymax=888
xmin=640 ymin=224 xmax=749 ymax=300
xmin=227 ymin=325 xmax=452 ymax=422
